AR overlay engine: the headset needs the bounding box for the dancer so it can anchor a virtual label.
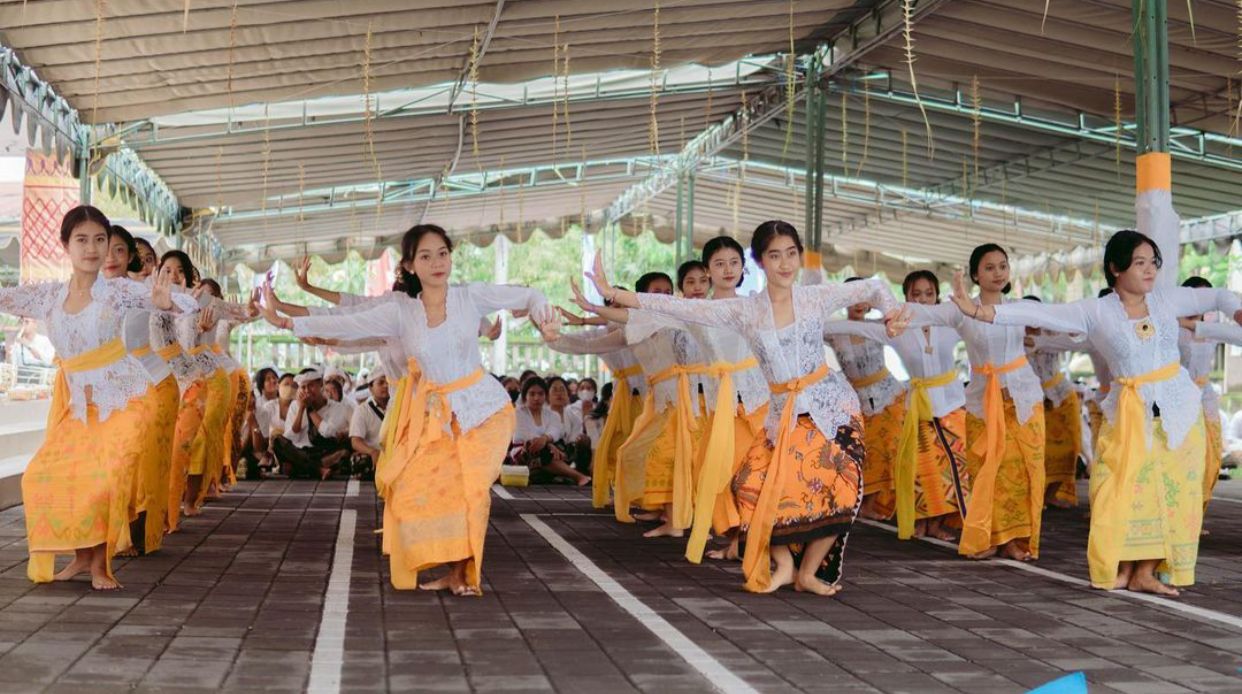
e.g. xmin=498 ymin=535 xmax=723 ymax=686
xmin=102 ymin=225 xmax=180 ymax=556
xmin=259 ymin=224 xmax=556 ymax=595
xmin=824 ymin=278 xmax=908 ymax=521
xmin=1177 ymin=277 xmax=1226 ymax=513
xmin=583 ymin=220 xmax=906 ymax=595
xmin=0 ymin=206 xmax=192 ymax=589
xmin=946 ymin=229 xmax=1241 ymax=595
xmin=1021 ymin=296 xmax=1086 ymax=509
xmin=823 ymin=270 xmax=969 ymax=541
xmin=904 ymin=244 xmax=1046 ymax=562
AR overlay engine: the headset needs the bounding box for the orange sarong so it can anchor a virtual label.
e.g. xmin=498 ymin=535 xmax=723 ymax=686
xmin=168 ymin=380 xmax=207 ymax=531
xmin=132 ymin=375 xmax=180 ymax=554
xmin=192 ymin=369 xmax=232 ymax=506
xmin=1043 ymin=387 xmax=1082 ymax=507
xmin=591 ymin=365 xmax=642 ymax=508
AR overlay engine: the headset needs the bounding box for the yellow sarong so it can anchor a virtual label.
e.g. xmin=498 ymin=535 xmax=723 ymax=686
xmin=26 ymin=338 xmax=140 ymax=583
xmin=132 ymin=375 xmax=180 ymax=554
xmin=960 ymin=355 xmax=1044 ymax=557
xmin=381 ymin=358 xmax=510 ymax=592
xmin=591 ymin=364 xmax=642 ymax=508
xmin=894 ymin=370 xmax=958 ymax=539
xmin=1088 ymin=362 xmax=1188 ymax=588
xmin=742 ymin=363 xmax=830 ymax=593
xmin=1043 ymin=388 xmax=1082 ymax=506
xmin=168 ymin=380 xmax=207 ymax=531
xmin=613 ymin=364 xmax=696 ymax=523
xmin=685 ymin=357 xmax=760 ymax=563
xmin=192 ymin=369 xmax=233 ymax=506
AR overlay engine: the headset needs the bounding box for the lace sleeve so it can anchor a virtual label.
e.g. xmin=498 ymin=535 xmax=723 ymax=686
xmin=110 ymin=277 xmax=199 ymax=314
xmin=1195 ymin=321 xmax=1242 ymax=346
xmin=292 ymin=300 xmax=403 ymax=342
xmin=906 ymin=301 xmax=964 ymax=329
xmin=1163 ymin=287 xmax=1242 ymax=319
xmin=0 ymin=282 xmax=59 ymax=319
xmin=1030 ymin=331 xmax=1089 ymax=353
xmin=636 ymin=292 xmax=747 ymax=330
xmin=822 ymin=319 xmax=890 ymax=344
xmin=468 ymin=283 xmax=553 ymax=324
xmin=312 ymin=291 xmax=396 ymax=315
xmin=625 ymin=310 xmax=683 ymax=344
xmin=993 ymin=298 xmax=1093 ymax=334
xmin=805 ymin=278 xmax=898 ymax=318
xmin=550 ymin=327 xmax=628 ymax=355
xmin=327 ymin=338 xmax=388 ymax=355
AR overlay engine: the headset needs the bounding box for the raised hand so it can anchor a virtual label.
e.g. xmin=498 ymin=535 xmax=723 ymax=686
xmin=152 ymin=265 xmax=175 ymax=310
xmin=295 ymin=256 xmax=312 ymax=290
xmin=585 ymin=250 xmax=612 ymax=300
xmin=569 ymin=278 xmax=602 ymax=314
xmin=484 ymin=317 xmax=502 ymax=341
xmin=882 ymin=305 xmax=911 ymax=338
xmin=259 ymin=283 xmax=293 ymax=330
xmin=198 ymin=304 xmax=218 ymax=333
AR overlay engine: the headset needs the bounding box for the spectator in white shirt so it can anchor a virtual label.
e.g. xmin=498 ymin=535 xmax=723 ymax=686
xmin=350 ymin=371 xmax=389 ymax=480
xmin=13 ymin=318 xmax=55 ymax=367
xmin=547 ymin=376 xmax=591 ymax=473
xmin=273 ymin=368 xmax=352 ymax=480
xmin=509 ymin=376 xmax=590 ymax=486
xmin=242 ymin=367 xmax=280 ymax=477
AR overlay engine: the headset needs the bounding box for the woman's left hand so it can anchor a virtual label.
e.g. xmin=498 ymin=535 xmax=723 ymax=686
xmin=882 ymin=306 xmax=911 ymax=338
xmin=152 ymin=265 xmax=175 ymax=310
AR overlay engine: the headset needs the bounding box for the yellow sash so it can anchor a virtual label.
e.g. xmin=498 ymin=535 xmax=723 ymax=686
xmin=669 ymin=363 xmax=709 ymax=530
xmin=685 ymin=356 xmax=759 ymax=563
xmin=592 ymin=363 xmax=642 ymax=508
xmin=189 ymin=344 xmax=212 ymax=356
xmin=211 ymin=344 xmax=224 ymax=355
xmin=1090 ymin=361 xmax=1180 ymax=586
xmin=1193 ymin=375 xmax=1209 ymax=388
xmin=157 ymin=343 xmax=183 ymax=360
xmin=48 ymin=338 xmax=127 ymax=431
xmin=1041 ymin=372 xmax=1065 ymax=391
xmin=960 ymin=354 xmax=1029 ymax=555
xmin=743 ymin=362 xmax=830 ymax=592
xmin=848 ymin=368 xmax=891 ymax=390
xmin=376 ymin=359 xmax=484 ymax=498
xmin=893 ymin=369 xmax=958 ymax=539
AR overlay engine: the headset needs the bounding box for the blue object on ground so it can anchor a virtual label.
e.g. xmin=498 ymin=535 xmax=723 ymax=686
xmin=1028 ymin=672 xmax=1088 ymax=694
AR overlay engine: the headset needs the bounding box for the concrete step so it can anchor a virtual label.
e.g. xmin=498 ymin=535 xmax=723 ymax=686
xmin=0 ymin=399 xmax=49 ymax=511
xmin=0 ymin=454 xmax=29 ymax=511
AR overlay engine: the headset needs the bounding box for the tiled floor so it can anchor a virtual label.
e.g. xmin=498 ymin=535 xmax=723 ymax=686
xmin=0 ymin=478 xmax=1240 ymax=693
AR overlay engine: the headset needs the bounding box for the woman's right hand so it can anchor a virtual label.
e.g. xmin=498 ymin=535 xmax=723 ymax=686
xmin=295 ymin=256 xmax=312 ymax=291
xmin=260 ymin=284 xmax=293 ymax=330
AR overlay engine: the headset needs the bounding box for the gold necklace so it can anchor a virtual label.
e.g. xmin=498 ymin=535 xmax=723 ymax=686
xmin=1134 ymin=317 xmax=1155 ymax=341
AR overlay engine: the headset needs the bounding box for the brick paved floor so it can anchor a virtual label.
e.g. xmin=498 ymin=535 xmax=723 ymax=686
xmin=0 ymin=478 xmax=1239 ymax=693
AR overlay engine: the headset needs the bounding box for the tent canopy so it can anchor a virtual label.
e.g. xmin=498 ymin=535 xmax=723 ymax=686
xmin=0 ymin=0 xmax=1238 ymax=275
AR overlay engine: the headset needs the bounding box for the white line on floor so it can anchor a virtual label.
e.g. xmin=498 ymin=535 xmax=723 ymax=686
xmin=307 ymin=508 xmax=357 ymax=694
xmin=520 ymin=513 xmax=759 ymax=694
xmin=858 ymin=519 xmax=1242 ymax=632
xmin=1208 ymin=494 xmax=1241 ymax=505
xmin=491 ymin=484 xmax=515 ymax=500
xmin=346 ymin=479 xmax=359 ymax=497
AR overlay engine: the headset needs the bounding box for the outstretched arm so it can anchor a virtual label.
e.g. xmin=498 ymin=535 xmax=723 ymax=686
xmin=1195 ymin=320 xmax=1242 ymax=347
xmin=294 ymin=256 xmax=344 ymax=305
xmin=549 ymin=326 xmax=628 ymax=355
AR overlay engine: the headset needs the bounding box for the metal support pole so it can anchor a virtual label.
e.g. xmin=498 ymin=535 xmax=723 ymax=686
xmin=77 ymin=151 xmax=92 ymax=205
xmin=674 ymin=173 xmax=685 ymax=269
xmin=803 ymin=52 xmax=827 ymax=251
xmin=1132 ymin=0 xmax=1169 ymax=155
xmin=685 ymin=172 xmax=695 ymax=263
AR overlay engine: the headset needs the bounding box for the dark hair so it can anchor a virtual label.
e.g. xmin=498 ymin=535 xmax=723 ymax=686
xmin=159 ymin=250 xmax=197 ymax=287
xmin=59 ymin=205 xmax=111 ymax=246
xmin=519 ymin=369 xmax=538 ymax=383
xmin=134 ymin=236 xmax=155 ymax=261
xmin=200 ymin=278 xmax=222 ymax=299
xmin=1103 ymin=229 xmax=1162 ymax=288
xmin=254 ymin=367 xmax=278 ymax=392
xmin=676 ymin=260 xmax=708 ymax=292
xmin=398 ymin=224 xmax=454 ymax=298
xmin=590 ymin=381 xmax=615 ymax=420
xmin=577 ymin=377 xmax=598 ymax=391
xmin=902 ymin=270 xmax=940 ymax=301
xmin=968 ymin=243 xmax=1012 ymax=294
xmin=702 ymin=236 xmax=747 ymax=287
xmin=749 ymin=220 xmax=803 ymax=263
xmin=636 ymin=272 xmax=673 ymax=293
xmin=324 ymin=380 xmax=343 ymax=400
xmin=521 ymin=376 xmax=548 ymax=399
xmin=279 ymin=372 xmax=296 ymax=383
xmin=546 ymin=375 xmax=569 ymax=394
xmin=107 ymin=225 xmax=143 ymax=273
xmin=1022 ymin=295 xmax=1042 ymax=302
xmin=1097 ymin=287 xmax=1114 ymax=299
xmin=1181 ymin=276 xmax=1211 ymax=289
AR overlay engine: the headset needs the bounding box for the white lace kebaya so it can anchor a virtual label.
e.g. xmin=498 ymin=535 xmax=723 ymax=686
xmin=0 ymin=277 xmax=197 ymax=422
xmin=291 ymin=283 xmax=551 ymax=435
xmin=823 ymin=328 xmax=907 ymax=416
xmin=549 ymin=326 xmax=648 ymax=397
xmin=626 ymin=310 xmax=769 ymax=416
xmin=906 ymin=300 xmax=1045 ymax=426
xmin=992 ymin=287 xmax=1241 ymax=450
xmin=1025 ymin=332 xmax=1086 ymax=407
xmin=1179 ymin=321 xmax=1222 ymax=415
xmin=633 ymin=279 xmax=899 ymax=444
xmin=1195 ymin=320 xmax=1242 ymax=347
xmin=823 ymin=320 xmax=965 ymax=419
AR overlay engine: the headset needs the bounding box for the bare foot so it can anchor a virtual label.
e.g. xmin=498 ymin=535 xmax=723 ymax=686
xmin=913 ymin=520 xmax=928 ymax=538
xmin=1000 ymin=542 xmax=1033 ymax=562
xmin=1046 ymin=498 xmax=1074 ymax=509
xmin=967 ymin=547 xmax=998 ymax=560
xmin=859 ymin=507 xmax=888 ymax=521
xmin=761 ymin=560 xmax=795 ymax=594
xmin=418 ymin=575 xmax=452 ymax=591
xmin=576 ymin=476 xmax=592 ymax=487
xmin=633 ymin=511 xmax=662 ymax=522
xmin=91 ymin=573 xmax=122 ymax=591
xmin=452 ymin=584 xmax=481 ymax=597
xmin=1200 ymin=528 xmax=1210 ymax=537
xmin=642 ymin=522 xmax=683 ymax=538
xmin=794 ymin=575 xmax=841 ymax=596
xmin=1110 ymin=568 xmax=1133 ymax=590
xmin=182 ymin=505 xmax=201 ymax=518
xmin=53 ymin=556 xmax=90 ymax=581
xmin=1127 ymin=573 xmax=1180 ymax=598
xmin=116 ymin=547 xmax=139 ymax=558
xmin=929 ymin=527 xmax=958 ymax=542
